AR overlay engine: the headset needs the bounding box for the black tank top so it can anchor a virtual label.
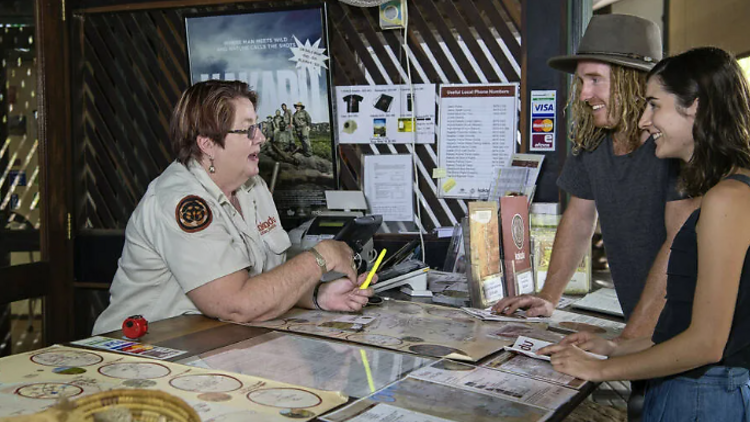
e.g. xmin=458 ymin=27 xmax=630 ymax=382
xmin=652 ymin=174 xmax=750 ymax=376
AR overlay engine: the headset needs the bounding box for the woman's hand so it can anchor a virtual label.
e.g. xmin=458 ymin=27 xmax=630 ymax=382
xmin=317 ymin=273 xmax=376 ymax=312
xmin=540 ymin=344 xmax=607 ymax=381
xmin=314 ymin=240 xmax=357 ymax=282
xmin=558 ymin=332 xmax=618 ymax=357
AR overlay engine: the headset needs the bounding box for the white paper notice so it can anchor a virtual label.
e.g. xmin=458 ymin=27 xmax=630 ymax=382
xmin=481 ymin=273 xmax=505 ymax=303
xmin=571 ymin=287 xmax=625 ymax=317
xmin=363 ymin=154 xmax=414 ymax=222
xmin=505 ymin=336 xmax=554 ymax=361
xmin=336 ymin=84 xmax=436 ymax=144
xmin=515 ymin=269 xmax=535 ymax=295
xmin=438 ymin=83 xmax=519 ymax=199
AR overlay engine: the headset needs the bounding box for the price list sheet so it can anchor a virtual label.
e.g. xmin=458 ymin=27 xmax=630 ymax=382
xmin=437 ymin=84 xmax=519 ymax=199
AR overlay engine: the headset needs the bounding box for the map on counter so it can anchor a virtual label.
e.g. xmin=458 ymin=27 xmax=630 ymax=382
xmin=483 ymin=350 xmax=587 ymax=390
xmin=179 ymin=331 xmax=434 ymax=399
xmin=239 ymin=300 xmax=517 ymax=362
xmin=320 ymin=376 xmax=551 ymax=422
xmin=409 ymin=360 xmax=577 ymax=410
xmin=0 ymin=345 xmax=347 ymax=421
xmin=548 ymin=309 xmax=625 ymax=340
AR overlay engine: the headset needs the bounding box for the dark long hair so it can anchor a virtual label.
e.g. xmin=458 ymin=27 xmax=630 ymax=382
xmin=648 ymin=47 xmax=750 ymax=196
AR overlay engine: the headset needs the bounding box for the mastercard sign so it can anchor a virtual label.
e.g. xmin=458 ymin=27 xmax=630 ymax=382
xmin=532 ymin=118 xmax=554 ymax=133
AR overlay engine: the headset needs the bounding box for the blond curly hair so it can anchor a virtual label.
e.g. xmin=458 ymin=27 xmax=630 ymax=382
xmin=567 ymin=65 xmax=647 ymax=155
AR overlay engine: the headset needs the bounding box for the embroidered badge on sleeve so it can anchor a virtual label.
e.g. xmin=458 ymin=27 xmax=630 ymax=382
xmin=175 ymin=195 xmax=212 ymax=233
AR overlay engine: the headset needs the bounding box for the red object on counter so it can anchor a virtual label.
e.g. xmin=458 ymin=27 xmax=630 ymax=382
xmin=122 ymin=315 xmax=149 ymax=339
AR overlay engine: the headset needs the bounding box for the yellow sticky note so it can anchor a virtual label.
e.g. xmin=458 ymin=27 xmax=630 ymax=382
xmin=443 ymin=178 xmax=457 ymax=192
xmin=432 ymin=167 xmax=447 ymax=178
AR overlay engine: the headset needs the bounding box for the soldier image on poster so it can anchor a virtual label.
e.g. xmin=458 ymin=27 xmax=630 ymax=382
xmin=262 ymin=111 xmax=299 ymax=167
xmin=293 ymin=101 xmax=313 ymax=157
xmin=281 ymin=103 xmax=293 ymax=137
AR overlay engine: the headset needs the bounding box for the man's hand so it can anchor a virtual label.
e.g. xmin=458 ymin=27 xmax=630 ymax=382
xmin=317 ymin=273 xmax=376 ymax=312
xmin=314 ymin=240 xmax=357 ymax=282
xmin=558 ymin=332 xmax=618 ymax=357
xmin=491 ymin=294 xmax=556 ymax=317
xmin=540 ymin=344 xmax=607 ymax=382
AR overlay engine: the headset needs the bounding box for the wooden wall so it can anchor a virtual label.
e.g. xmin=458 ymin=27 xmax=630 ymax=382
xmin=668 ymin=0 xmax=750 ymax=56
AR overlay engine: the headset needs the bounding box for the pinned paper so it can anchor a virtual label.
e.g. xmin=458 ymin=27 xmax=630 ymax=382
xmin=432 ymin=167 xmax=447 ymax=178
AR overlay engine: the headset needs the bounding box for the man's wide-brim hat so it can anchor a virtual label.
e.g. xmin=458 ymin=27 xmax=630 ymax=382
xmin=294 ymin=101 xmax=305 ymax=109
xmin=547 ymin=14 xmax=662 ymax=74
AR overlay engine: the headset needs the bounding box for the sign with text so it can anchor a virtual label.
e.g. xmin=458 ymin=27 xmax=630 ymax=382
xmin=529 ymin=90 xmax=556 ymax=152
xmin=438 ymin=83 xmax=519 ymax=199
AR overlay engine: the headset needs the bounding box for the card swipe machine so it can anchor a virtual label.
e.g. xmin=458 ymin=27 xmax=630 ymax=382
xmin=291 ymin=215 xmax=383 ymax=277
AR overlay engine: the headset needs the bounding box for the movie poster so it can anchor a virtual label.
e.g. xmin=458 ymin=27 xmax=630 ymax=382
xmin=185 ymin=6 xmax=336 ymax=221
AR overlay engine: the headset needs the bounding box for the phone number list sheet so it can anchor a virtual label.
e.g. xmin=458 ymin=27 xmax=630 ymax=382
xmin=438 ymin=83 xmax=519 ymax=199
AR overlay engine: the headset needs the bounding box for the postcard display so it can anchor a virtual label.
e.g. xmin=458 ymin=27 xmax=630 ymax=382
xmin=0 ymin=346 xmax=346 ymax=421
xmin=500 ymin=195 xmax=533 ymax=297
xmin=463 ymin=202 xmax=505 ymax=309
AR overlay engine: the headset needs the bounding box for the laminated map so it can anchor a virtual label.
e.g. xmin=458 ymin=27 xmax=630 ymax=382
xmin=242 ymin=300 xmax=518 ymax=362
xmin=0 ymin=345 xmax=347 ymax=421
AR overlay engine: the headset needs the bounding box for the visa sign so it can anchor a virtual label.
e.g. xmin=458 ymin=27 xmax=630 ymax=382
xmin=532 ymin=102 xmax=555 ymax=113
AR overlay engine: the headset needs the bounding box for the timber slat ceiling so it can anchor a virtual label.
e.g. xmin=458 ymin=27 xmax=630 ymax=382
xmin=73 ymin=0 xmax=521 ymax=231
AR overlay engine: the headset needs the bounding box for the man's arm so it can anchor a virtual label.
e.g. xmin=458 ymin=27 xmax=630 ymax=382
xmin=617 ymin=197 xmax=700 ymax=340
xmin=187 ymin=240 xmax=359 ymax=322
xmin=492 ymin=196 xmax=597 ymax=316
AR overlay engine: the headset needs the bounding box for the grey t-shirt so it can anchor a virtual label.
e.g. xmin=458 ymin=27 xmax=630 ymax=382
xmin=557 ymin=135 xmax=683 ymax=319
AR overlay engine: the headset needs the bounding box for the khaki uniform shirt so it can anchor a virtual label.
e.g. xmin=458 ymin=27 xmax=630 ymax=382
xmin=92 ymin=160 xmax=290 ymax=335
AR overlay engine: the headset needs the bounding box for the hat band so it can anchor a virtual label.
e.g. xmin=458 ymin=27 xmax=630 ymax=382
xmin=577 ymin=50 xmax=655 ymax=63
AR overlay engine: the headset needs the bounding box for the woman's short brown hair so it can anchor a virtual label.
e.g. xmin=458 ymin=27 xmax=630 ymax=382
xmin=169 ymin=80 xmax=258 ymax=164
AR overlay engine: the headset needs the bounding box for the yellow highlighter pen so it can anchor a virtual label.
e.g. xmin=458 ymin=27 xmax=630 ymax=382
xmin=360 ymin=248 xmax=386 ymax=290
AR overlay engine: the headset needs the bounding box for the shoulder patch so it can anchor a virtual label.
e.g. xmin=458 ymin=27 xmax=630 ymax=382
xmin=175 ymin=195 xmax=212 ymax=233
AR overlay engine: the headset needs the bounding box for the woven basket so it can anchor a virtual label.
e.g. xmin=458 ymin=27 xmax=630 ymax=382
xmin=68 ymin=389 xmax=200 ymax=422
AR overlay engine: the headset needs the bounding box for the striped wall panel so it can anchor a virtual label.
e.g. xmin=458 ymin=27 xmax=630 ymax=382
xmin=72 ymin=0 xmax=521 ymax=231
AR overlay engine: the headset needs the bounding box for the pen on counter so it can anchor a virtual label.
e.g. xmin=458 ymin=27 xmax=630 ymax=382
xmin=359 ymin=248 xmax=386 ymax=290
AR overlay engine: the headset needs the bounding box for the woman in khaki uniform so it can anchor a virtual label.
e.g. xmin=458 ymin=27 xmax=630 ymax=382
xmin=93 ymin=80 xmax=372 ymax=335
